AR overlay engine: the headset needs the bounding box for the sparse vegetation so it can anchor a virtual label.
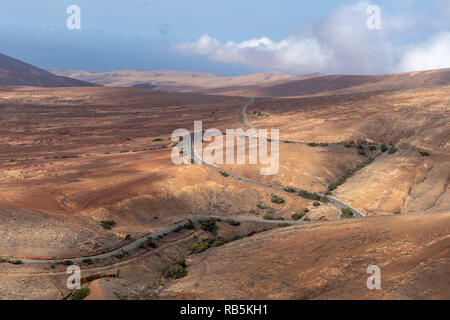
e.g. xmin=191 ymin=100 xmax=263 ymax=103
xmin=271 ymin=194 xmax=285 ymax=204
xmin=420 ymin=151 xmax=430 ymax=157
xmin=69 ymin=288 xmax=91 ymax=300
xmin=174 ymin=219 xmax=195 ymax=232
xmin=152 ymin=138 xmax=163 ymax=142
xmin=340 ymin=208 xmax=353 ymax=219
xmin=100 ymin=220 xmax=116 ymax=230
xmin=394 ymin=211 xmax=401 ymax=215
xmin=313 ymin=201 xmax=320 ymax=206
xmin=82 ymin=258 xmax=93 ymax=265
xmin=283 ymin=186 xmax=296 ymax=193
xmin=199 ymin=219 xmax=218 ymax=235
xmin=278 ymin=223 xmax=290 ymax=227
xmin=388 ymin=146 xmax=398 ymax=154
xmin=226 ymin=219 xmax=240 ymax=226
xmin=257 ymin=203 xmax=268 ymax=209
xmin=8 ymin=259 xmax=22 ymax=265
xmin=263 ymin=215 xmax=275 ymax=220
xmin=162 ymin=260 xmax=187 ymax=279
xmin=220 ymin=171 xmax=229 ymax=177
xmin=190 ymin=238 xmax=227 ymax=253
xmin=291 ymin=212 xmax=305 ymax=220
xmin=292 ymin=208 xmax=309 ymax=220
xmin=60 ymin=260 xmax=73 ymax=266
xmin=380 ymin=144 xmax=388 ymax=152
xmin=319 ymin=196 xmax=329 ymax=203
xmin=297 ymin=189 xmax=320 ymax=200
xmin=329 ymin=158 xmax=374 ymax=191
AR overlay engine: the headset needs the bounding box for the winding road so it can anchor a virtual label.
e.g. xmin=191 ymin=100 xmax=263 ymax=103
xmin=197 ymin=98 xmax=365 ymax=218
xmin=2 ymin=98 xmax=364 ymax=264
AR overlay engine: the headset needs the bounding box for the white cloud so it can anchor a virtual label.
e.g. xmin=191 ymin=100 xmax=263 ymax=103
xmin=397 ymin=32 xmax=450 ymax=72
xmin=173 ymin=1 xmax=450 ymax=74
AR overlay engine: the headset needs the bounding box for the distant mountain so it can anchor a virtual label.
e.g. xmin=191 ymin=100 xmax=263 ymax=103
xmin=47 ymin=68 xmax=317 ymax=93
xmin=48 ymin=66 xmax=450 ymax=97
xmin=0 ymin=53 xmax=95 ymax=87
xmin=242 ymin=68 xmax=450 ymax=97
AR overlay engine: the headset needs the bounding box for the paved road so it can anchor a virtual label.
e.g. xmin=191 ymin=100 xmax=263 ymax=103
xmin=2 ymin=216 xmax=307 ymax=264
xmin=202 ymin=98 xmax=365 ymax=218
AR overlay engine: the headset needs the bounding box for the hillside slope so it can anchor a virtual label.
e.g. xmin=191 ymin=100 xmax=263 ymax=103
xmin=0 ymin=53 xmax=95 ymax=87
xmin=243 ymin=68 xmax=450 ymax=97
xmin=161 ymin=212 xmax=450 ymax=299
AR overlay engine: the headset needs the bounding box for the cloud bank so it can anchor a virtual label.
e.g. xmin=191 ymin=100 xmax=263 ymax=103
xmin=173 ymin=1 xmax=450 ymax=74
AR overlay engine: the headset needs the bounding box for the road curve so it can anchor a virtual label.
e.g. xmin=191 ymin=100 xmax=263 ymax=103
xmin=196 ymin=98 xmax=365 ymax=218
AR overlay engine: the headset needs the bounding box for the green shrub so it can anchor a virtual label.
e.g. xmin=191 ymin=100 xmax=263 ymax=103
xmin=297 ymin=190 xmax=320 ymax=200
xmin=8 ymin=259 xmax=22 ymax=265
xmin=226 ymin=219 xmax=240 ymax=226
xmin=369 ymin=146 xmax=377 ymax=151
xmin=162 ymin=260 xmax=187 ymax=279
xmin=420 ymin=151 xmax=430 ymax=157
xmin=184 ymin=219 xmax=195 ymax=230
xmin=308 ymin=142 xmax=319 ymax=147
xmin=328 ymin=184 xmax=337 ymax=192
xmin=82 ymin=258 xmax=93 ymax=265
xmin=394 ymin=211 xmax=401 ymax=215
xmin=380 ymin=144 xmax=388 ymax=152
xmin=271 ymin=194 xmax=285 ymax=204
xmin=257 ymin=203 xmax=268 ymax=209
xmin=340 ymin=208 xmax=353 ymax=219
xmin=319 ymin=196 xmax=329 ymax=203
xmin=291 ymin=212 xmax=305 ymax=220
xmin=145 ymin=239 xmax=157 ymax=248
xmin=357 ymin=149 xmax=366 ymax=156
xmin=152 ymin=138 xmax=163 ymax=142
xmin=344 ymin=143 xmax=353 ymax=148
xmin=190 ymin=239 xmax=212 ymax=253
xmin=69 ymin=288 xmax=91 ymax=300
xmin=283 ymin=186 xmax=296 ymax=193
xmin=220 ymin=171 xmax=229 ymax=177
xmin=388 ymin=146 xmax=398 ymax=154
xmin=199 ymin=219 xmax=218 ymax=235
xmin=100 ymin=220 xmax=116 ymax=230
xmin=278 ymin=223 xmax=290 ymax=227
xmin=313 ymin=201 xmax=320 ymax=207
xmin=263 ymin=215 xmax=275 ymax=220
xmin=60 ymin=260 xmax=73 ymax=266
xmin=174 ymin=220 xmax=194 ymax=232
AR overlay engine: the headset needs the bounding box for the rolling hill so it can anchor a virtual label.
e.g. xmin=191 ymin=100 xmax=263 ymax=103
xmin=47 ymin=68 xmax=317 ymax=93
xmin=0 ymin=53 xmax=95 ymax=87
xmin=239 ymin=68 xmax=450 ymax=97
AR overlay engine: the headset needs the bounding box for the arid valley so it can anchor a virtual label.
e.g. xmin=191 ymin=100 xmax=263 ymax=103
xmin=0 ymin=50 xmax=448 ymax=300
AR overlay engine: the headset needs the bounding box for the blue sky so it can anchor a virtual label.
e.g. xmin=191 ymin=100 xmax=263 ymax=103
xmin=0 ymin=0 xmax=448 ymax=75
